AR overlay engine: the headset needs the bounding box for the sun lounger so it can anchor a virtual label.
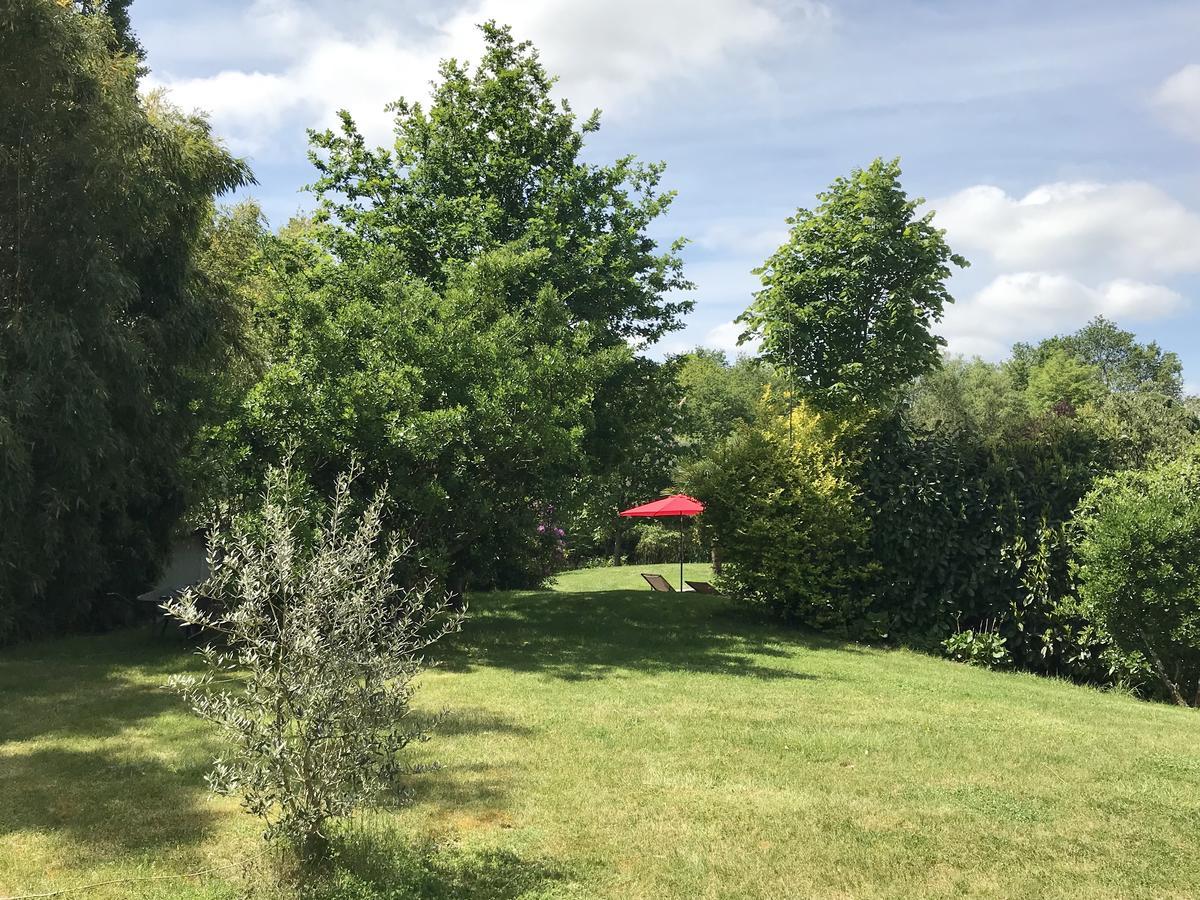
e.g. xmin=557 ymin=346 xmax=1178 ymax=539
xmin=641 ymin=573 xmax=676 ymax=592
xmin=685 ymin=580 xmax=718 ymax=594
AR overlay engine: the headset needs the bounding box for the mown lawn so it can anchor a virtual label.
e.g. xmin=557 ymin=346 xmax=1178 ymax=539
xmin=4 ymin=563 xmax=1200 ymax=898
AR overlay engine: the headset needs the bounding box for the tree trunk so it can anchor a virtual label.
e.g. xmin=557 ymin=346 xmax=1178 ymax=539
xmin=611 ymin=531 xmax=622 ymax=567
xmin=711 ymin=545 xmax=722 ymax=576
xmin=1141 ymin=631 xmax=1189 ymax=707
xmin=299 ymin=828 xmax=331 ymax=866
xmin=447 ymin=571 xmax=468 ymax=611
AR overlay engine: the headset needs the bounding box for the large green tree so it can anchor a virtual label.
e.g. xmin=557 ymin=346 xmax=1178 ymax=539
xmin=216 ymin=240 xmax=594 ymax=592
xmin=0 ymin=0 xmax=251 ymax=639
xmin=1084 ymin=392 xmax=1200 ymax=471
xmin=739 ymin=158 xmax=967 ymax=411
xmin=907 ymin=356 xmax=1027 ymax=440
xmin=1009 ymin=316 xmax=1183 ymax=398
xmin=1024 ymin=349 xmax=1106 ymax=415
xmin=209 ymin=23 xmax=692 ymax=590
xmin=307 ymin=22 xmax=691 ymax=345
xmin=675 ymin=348 xmax=772 ymax=458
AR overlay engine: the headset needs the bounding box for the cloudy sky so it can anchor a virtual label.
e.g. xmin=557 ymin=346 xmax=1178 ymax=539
xmin=134 ymin=0 xmax=1200 ymax=380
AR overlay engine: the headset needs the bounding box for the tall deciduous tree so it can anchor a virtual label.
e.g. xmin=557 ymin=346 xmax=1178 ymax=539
xmin=1009 ymin=316 xmax=1183 ymax=398
xmin=209 ymin=23 xmax=692 ymax=590
xmin=1024 ymin=349 xmax=1106 ymax=415
xmin=213 ymin=240 xmax=595 ymax=592
xmin=907 ymin=356 xmax=1027 ymax=441
xmin=675 ymin=348 xmax=772 ymax=458
xmin=307 ymin=21 xmax=691 ymax=345
xmin=0 ymin=0 xmax=251 ymax=639
xmin=739 ymin=158 xmax=967 ymax=411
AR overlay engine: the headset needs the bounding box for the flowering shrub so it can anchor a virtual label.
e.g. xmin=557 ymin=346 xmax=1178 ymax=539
xmin=530 ymin=502 xmax=568 ymax=582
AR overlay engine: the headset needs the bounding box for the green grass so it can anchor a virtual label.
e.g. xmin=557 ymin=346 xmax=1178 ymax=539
xmin=5 ymin=564 xmax=1200 ymax=897
xmin=550 ymin=561 xmax=715 ymax=593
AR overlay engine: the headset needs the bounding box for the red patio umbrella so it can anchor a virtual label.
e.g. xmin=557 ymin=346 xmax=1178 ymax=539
xmin=619 ymin=494 xmax=705 ymax=590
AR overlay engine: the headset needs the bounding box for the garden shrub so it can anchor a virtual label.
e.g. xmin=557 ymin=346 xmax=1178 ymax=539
xmin=1074 ymin=445 xmax=1200 ymax=706
xmin=942 ymin=623 xmax=1011 ymax=669
xmin=164 ymin=464 xmax=464 ymax=858
xmin=629 ymin=520 xmax=706 ymax=565
xmin=685 ymin=397 xmax=876 ymax=634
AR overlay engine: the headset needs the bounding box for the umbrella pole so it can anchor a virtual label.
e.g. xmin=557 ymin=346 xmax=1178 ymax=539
xmin=678 ymin=515 xmax=684 ymax=591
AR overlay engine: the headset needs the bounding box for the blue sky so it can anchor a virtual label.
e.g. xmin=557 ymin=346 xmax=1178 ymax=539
xmin=133 ymin=0 xmax=1200 ymax=384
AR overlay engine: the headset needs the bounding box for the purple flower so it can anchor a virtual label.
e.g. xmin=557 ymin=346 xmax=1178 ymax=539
xmin=537 ymin=524 xmax=546 ymax=533
xmin=554 ymin=527 xmax=565 ymax=537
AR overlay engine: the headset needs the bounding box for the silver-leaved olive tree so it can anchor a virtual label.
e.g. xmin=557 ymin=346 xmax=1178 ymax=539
xmin=163 ymin=464 xmax=464 ymax=858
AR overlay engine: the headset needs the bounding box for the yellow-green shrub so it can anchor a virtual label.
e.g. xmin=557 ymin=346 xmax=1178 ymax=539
xmin=685 ymin=397 xmax=875 ymax=634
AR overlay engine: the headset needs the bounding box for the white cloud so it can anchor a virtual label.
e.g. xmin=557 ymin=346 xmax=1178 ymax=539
xmin=703 ymin=320 xmax=760 ymax=357
xmin=455 ymin=0 xmax=829 ymax=116
xmin=148 ymin=0 xmax=830 ymax=152
xmin=1153 ymin=63 xmax=1200 ymax=143
xmin=693 ymin=220 xmax=788 ymax=258
xmin=935 ymin=181 xmax=1200 ymax=278
xmin=931 ymin=177 xmax=1200 ymax=359
xmin=144 ymin=70 xmax=296 ymax=153
xmin=147 ymin=29 xmax=443 ymax=151
xmin=940 ymin=272 xmax=1185 ymax=359
xmin=704 ymin=321 xmax=743 ymax=355
xmin=1100 ymin=278 xmax=1185 ymax=318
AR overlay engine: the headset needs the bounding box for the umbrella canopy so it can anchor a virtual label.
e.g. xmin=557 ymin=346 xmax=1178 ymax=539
xmin=618 ymin=495 xmax=705 ymax=590
xmin=618 ymin=494 xmax=705 ymax=518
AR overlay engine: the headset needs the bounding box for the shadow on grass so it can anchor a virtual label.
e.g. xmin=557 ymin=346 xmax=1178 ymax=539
xmin=0 ymin=746 xmax=219 ymax=854
xmin=0 ymin=630 xmax=221 ymax=861
xmin=0 ymin=628 xmax=201 ymax=746
xmin=440 ymin=588 xmax=844 ymax=681
xmin=291 ymin=825 xmax=575 ymax=900
xmin=399 ymin=760 xmax=515 ymax=817
xmin=409 ymin=708 xmax=538 ymax=739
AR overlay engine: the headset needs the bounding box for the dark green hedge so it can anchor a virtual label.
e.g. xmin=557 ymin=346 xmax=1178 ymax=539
xmin=859 ymin=412 xmax=1130 ymax=683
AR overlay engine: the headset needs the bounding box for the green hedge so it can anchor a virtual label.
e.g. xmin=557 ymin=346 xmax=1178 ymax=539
xmin=692 ymin=399 xmax=1147 ymax=689
xmin=858 ymin=411 xmax=1137 ymax=684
